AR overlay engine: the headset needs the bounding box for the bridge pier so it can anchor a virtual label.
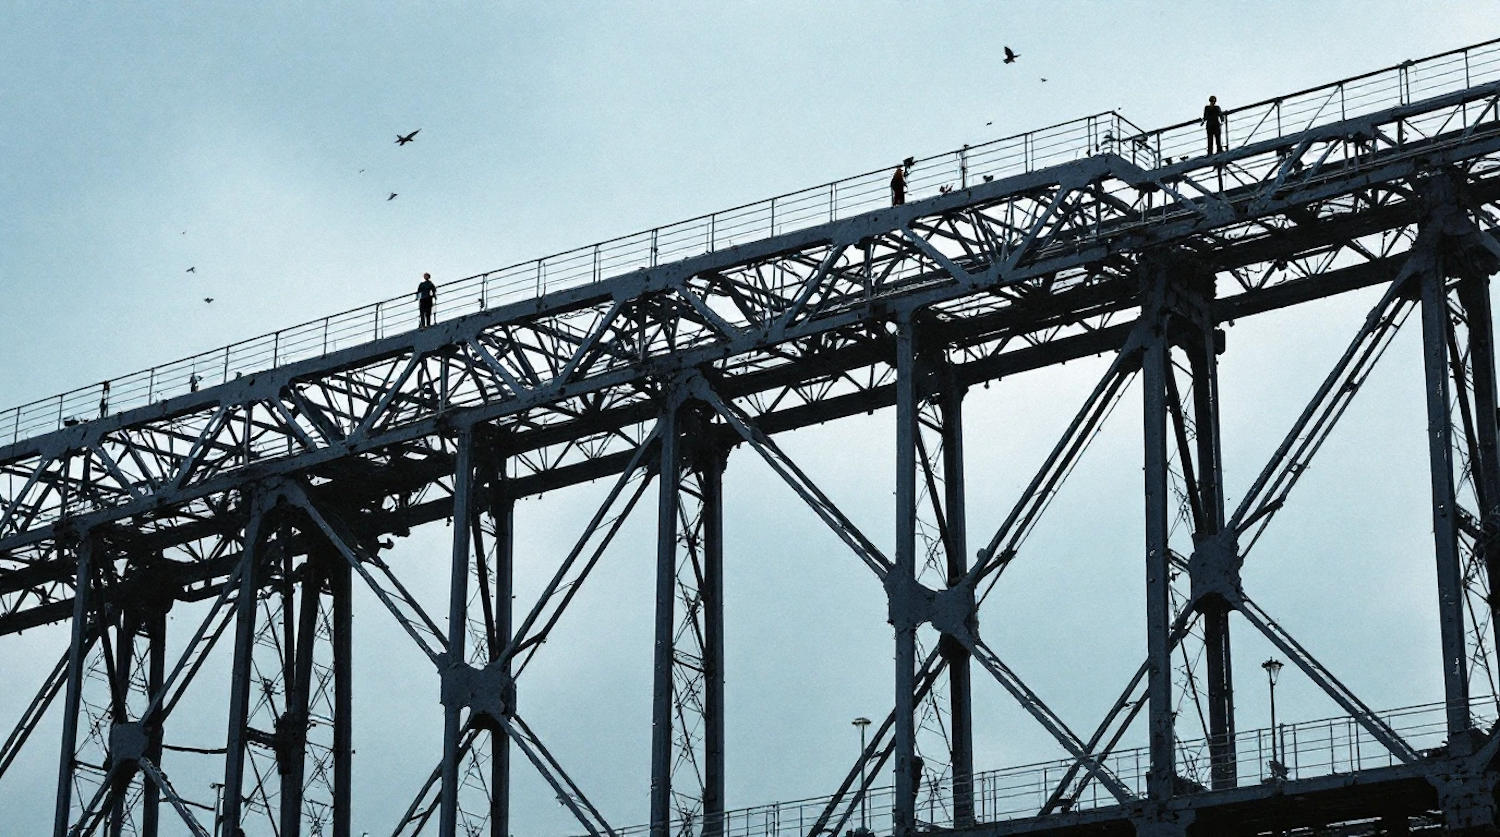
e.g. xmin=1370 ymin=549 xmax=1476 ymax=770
xmin=933 ymin=362 xmax=975 ymax=829
xmin=1146 ymin=255 xmax=1241 ymax=794
xmin=221 ymin=499 xmax=269 ymax=836
xmin=1418 ymin=230 xmax=1474 ymax=751
xmin=893 ymin=316 xmax=921 ymax=837
xmin=440 ymin=430 xmax=476 ymax=837
xmin=1140 ymin=266 xmax=1177 ymax=805
xmin=330 ymin=541 xmax=353 ymax=837
xmin=650 ymin=404 xmax=680 ymax=837
xmin=650 ymin=395 xmax=728 ymax=837
xmin=53 ymin=533 xmax=93 ymax=837
xmin=479 ymin=449 xmax=515 ymax=837
xmin=1417 ymin=174 xmax=1500 ymax=834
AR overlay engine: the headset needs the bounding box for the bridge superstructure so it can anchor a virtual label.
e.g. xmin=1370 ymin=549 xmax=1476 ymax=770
xmin=5 ymin=36 xmax=1500 ymax=837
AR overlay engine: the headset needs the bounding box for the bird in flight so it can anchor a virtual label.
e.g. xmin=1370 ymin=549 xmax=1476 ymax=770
xmin=388 ymin=192 xmax=398 ymax=201
xmin=1003 ymin=47 xmax=1019 ymax=64
xmin=985 ymin=121 xmax=993 ymax=126
xmin=204 ymin=297 xmax=214 ymax=304
xmin=1040 ymin=78 xmax=1048 ymax=82
xmin=396 ymin=129 xmax=420 ymax=145
xmin=186 ymin=266 xmax=196 ymax=273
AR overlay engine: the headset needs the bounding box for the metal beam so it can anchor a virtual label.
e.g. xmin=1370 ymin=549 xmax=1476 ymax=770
xmin=53 ymin=535 xmax=93 ymax=837
xmin=650 ymin=402 xmax=680 ymax=837
xmin=440 ymin=430 xmax=475 ymax=837
xmin=893 ymin=317 xmax=919 ymax=837
xmin=219 ymin=500 xmax=267 ymax=835
xmin=331 ymin=544 xmax=353 ymax=837
xmin=701 ymin=427 xmax=727 ymax=837
xmin=1419 ymin=250 xmax=1472 ymax=743
xmin=485 ymin=460 xmax=515 ymax=837
xmin=1457 ymin=270 xmax=1500 ymax=670
xmin=1141 ymin=273 xmax=1175 ymax=802
xmin=938 ymin=371 xmax=974 ymax=827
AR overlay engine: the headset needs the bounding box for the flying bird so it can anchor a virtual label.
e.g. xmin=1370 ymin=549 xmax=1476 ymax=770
xmin=388 ymin=192 xmax=398 ymax=201
xmin=986 ymin=121 xmax=993 ymax=126
xmin=185 ymin=266 xmax=196 ymax=273
xmin=204 ymin=298 xmax=214 ymax=304
xmin=1040 ymin=78 xmax=1048 ymax=82
xmin=359 ymin=169 xmax=366 ymax=173
xmin=396 ymin=130 xmax=420 ymax=145
xmin=1003 ymin=47 xmax=1019 ymax=64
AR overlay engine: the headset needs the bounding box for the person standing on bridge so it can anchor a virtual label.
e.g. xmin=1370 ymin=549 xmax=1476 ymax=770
xmin=417 ymin=273 xmax=437 ymax=328
xmin=1203 ymin=95 xmax=1225 ymax=156
xmin=890 ymin=164 xmax=907 ymax=206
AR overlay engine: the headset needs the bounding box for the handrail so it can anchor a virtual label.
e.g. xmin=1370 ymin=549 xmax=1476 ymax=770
xmin=0 ymin=110 xmax=1140 ymax=445
xmin=7 ymin=35 xmax=1500 ymax=446
xmin=591 ymin=694 xmax=1500 ymax=837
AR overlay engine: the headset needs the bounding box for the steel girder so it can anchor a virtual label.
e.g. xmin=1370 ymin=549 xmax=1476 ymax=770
xmin=7 ymin=58 xmax=1500 ymax=837
xmin=4 ymin=78 xmax=1500 ymax=624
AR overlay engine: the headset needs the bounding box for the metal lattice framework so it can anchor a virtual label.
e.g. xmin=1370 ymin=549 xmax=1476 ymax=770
xmin=8 ymin=36 xmax=1500 ymax=837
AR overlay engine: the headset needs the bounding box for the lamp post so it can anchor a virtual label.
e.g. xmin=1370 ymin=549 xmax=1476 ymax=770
xmin=853 ymin=717 xmax=871 ymax=832
xmin=1262 ymin=658 xmax=1284 ymax=778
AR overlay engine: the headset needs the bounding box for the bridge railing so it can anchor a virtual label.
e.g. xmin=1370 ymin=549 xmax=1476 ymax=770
xmin=592 ymin=696 xmax=1499 ymax=837
xmin=10 ymin=37 xmax=1500 ymax=448
xmin=1135 ymin=37 xmax=1500 ymax=165
xmin=0 ymin=110 xmax=1142 ymax=447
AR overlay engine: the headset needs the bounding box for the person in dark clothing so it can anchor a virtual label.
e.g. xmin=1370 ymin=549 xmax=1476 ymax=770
xmin=890 ymin=165 xmax=907 ymax=206
xmin=1203 ymin=95 xmax=1224 ymax=155
xmin=417 ymin=273 xmax=437 ymax=327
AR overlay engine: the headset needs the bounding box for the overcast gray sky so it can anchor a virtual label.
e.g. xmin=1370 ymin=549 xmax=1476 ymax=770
xmin=2 ymin=3 xmax=1497 ymax=836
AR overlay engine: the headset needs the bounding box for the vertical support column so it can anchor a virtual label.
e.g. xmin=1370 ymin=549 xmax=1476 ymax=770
xmin=222 ymin=501 xmax=268 ymax=834
xmin=441 ymin=430 xmax=476 ymax=837
xmin=106 ymin=617 xmax=132 ymax=837
xmin=1457 ymin=273 xmax=1500 ymax=657
xmin=330 ymin=545 xmax=353 ymax=837
xmin=1142 ymin=297 xmax=1176 ymax=802
xmin=701 ymin=434 xmax=727 ymax=837
xmin=892 ymin=318 xmax=919 ymax=837
xmin=489 ymin=484 xmax=515 ymax=837
xmin=938 ymin=372 xmax=975 ymax=827
xmin=1420 ymin=261 xmax=1471 ymax=742
xmin=650 ymin=405 xmax=681 ymax=837
xmin=280 ymin=559 xmax=322 ymax=837
xmin=1201 ymin=609 xmax=1235 ymax=787
xmin=1189 ymin=310 xmax=1236 ymax=791
xmin=649 ymin=402 xmax=721 ymax=837
xmin=53 ymin=535 xmax=94 ymax=837
xmin=141 ymin=612 xmax=166 ymax=837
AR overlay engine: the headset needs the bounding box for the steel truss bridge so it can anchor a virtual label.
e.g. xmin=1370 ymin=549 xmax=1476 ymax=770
xmin=7 ymin=36 xmax=1500 ymax=837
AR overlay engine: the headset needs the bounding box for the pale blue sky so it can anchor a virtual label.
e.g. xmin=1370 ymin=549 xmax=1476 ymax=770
xmin=1 ymin=4 xmax=1496 ymax=835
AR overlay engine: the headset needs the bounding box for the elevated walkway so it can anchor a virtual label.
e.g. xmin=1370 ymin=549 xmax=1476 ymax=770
xmin=5 ymin=37 xmax=1498 ymax=446
xmin=606 ymin=697 xmax=1497 ymax=837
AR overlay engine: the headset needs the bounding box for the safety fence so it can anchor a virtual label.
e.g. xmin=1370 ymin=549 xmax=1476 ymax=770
xmin=5 ymin=37 xmax=1500 ymax=446
xmin=594 ymin=695 xmax=1499 ymax=837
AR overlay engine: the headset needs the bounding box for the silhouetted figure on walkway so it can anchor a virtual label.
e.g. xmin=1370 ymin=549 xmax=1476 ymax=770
xmin=1203 ymin=95 xmax=1224 ymax=155
xmin=891 ymin=165 xmax=907 ymax=206
xmin=98 ymin=381 xmax=109 ymax=418
xmin=417 ymin=273 xmax=437 ymax=327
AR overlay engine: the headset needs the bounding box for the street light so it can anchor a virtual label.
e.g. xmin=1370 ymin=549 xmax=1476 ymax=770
xmin=1262 ymin=658 xmax=1286 ymax=779
xmin=852 ymin=717 xmax=871 ymax=833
